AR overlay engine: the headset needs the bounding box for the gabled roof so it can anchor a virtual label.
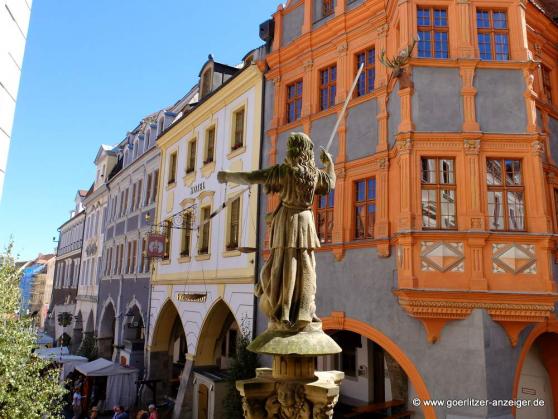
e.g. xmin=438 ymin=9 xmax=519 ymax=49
xmin=94 ymin=144 xmax=117 ymax=165
xmin=198 ymin=54 xmax=240 ymax=77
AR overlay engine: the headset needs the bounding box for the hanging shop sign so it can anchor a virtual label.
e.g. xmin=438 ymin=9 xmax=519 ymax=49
xmin=176 ymin=292 xmax=208 ymax=303
xmin=146 ymin=233 xmax=166 ymax=258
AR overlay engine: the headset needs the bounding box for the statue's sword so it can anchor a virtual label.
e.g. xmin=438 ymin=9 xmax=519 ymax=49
xmin=324 ymin=62 xmax=365 ymax=153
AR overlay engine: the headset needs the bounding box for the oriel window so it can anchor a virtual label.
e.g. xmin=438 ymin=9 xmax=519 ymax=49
xmin=316 ymin=191 xmax=334 ymax=244
xmin=356 ymin=48 xmax=375 ymax=96
xmin=187 ymin=139 xmax=197 ymax=174
xmin=421 ymin=158 xmax=457 ymax=229
xmin=227 ymin=198 xmax=240 ymax=250
xmin=477 ymin=9 xmax=509 ymax=61
xmin=199 ymin=207 xmax=211 ymax=255
xmin=486 ymin=159 xmax=525 ymax=231
xmin=180 ymin=212 xmax=192 ymax=257
xmin=205 ymin=126 xmax=215 ymax=164
xmin=417 ymin=7 xmax=449 ymax=59
xmin=286 ymin=80 xmax=303 ymax=123
xmin=354 ymin=178 xmax=376 ymax=240
xmin=232 ymin=109 xmax=245 ymax=150
xmin=320 ymin=65 xmax=337 ymax=111
xmin=168 ymin=152 xmax=177 ymax=184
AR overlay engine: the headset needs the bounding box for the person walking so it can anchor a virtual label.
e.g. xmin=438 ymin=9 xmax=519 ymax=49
xmin=71 ymin=387 xmax=82 ymax=419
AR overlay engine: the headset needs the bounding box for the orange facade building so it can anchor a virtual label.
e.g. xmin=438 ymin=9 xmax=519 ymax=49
xmin=257 ymin=0 xmax=558 ymax=417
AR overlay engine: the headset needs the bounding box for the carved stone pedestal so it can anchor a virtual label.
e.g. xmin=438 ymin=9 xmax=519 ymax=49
xmin=237 ymin=322 xmax=344 ymax=419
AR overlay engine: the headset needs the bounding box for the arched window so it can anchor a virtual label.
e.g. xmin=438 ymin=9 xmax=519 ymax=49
xmin=145 ymin=130 xmax=151 ymax=149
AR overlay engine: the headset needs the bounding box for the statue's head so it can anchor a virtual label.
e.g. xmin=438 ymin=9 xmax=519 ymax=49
xmin=286 ymin=132 xmax=314 ymax=166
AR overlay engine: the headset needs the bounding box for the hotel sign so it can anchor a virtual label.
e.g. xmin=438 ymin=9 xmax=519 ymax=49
xmin=190 ymin=181 xmax=205 ymax=195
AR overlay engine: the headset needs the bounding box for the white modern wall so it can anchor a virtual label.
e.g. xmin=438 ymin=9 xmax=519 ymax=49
xmin=0 ymin=0 xmax=32 ymax=200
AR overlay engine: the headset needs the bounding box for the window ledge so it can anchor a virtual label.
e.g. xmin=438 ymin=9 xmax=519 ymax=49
xmin=178 ymin=255 xmax=191 ymax=263
xmin=223 ymin=249 xmax=241 ymax=258
xmin=201 ymin=161 xmax=217 ymax=178
xmin=183 ymin=172 xmax=196 ymax=187
xmin=195 ymin=253 xmax=211 ymax=261
xmin=227 ymin=146 xmax=246 ymax=160
xmin=166 ymin=182 xmax=176 ymax=191
xmin=159 ymin=259 xmax=171 ymax=265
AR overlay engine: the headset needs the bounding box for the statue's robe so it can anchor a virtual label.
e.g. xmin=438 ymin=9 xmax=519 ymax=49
xmin=228 ymin=164 xmax=334 ymax=325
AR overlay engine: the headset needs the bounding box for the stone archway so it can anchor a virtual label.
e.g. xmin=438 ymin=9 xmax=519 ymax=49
xmin=322 ymin=312 xmax=436 ymax=419
xmin=147 ymin=300 xmax=188 ymax=405
xmin=195 ymin=298 xmax=240 ymax=368
xmin=513 ymin=321 xmax=558 ymax=418
xmin=97 ymin=302 xmax=116 ymax=360
xmin=120 ymin=303 xmax=145 ymax=370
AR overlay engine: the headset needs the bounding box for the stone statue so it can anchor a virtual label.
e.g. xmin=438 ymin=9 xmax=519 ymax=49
xmin=224 ymin=132 xmax=344 ymax=419
xmin=217 ymin=132 xmax=335 ymax=329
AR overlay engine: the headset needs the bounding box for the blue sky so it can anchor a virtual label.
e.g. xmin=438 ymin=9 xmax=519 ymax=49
xmin=0 ymin=0 xmax=275 ymax=261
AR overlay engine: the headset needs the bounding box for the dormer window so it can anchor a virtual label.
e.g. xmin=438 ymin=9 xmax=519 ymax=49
xmin=145 ymin=129 xmax=151 ymax=149
xmin=201 ymin=69 xmax=212 ymax=98
xmin=158 ymin=118 xmax=165 ymax=137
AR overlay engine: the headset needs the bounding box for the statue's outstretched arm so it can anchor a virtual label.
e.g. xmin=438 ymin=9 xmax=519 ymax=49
xmin=217 ymin=168 xmax=272 ymax=185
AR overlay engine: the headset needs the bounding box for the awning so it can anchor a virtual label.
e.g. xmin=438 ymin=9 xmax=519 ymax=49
xmin=34 ymin=346 xmax=70 ymax=358
xmin=76 ymin=358 xmax=138 ymax=376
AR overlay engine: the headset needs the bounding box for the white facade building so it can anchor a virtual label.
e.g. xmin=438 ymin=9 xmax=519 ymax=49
xmin=147 ymin=57 xmax=263 ymax=417
xmin=0 ymin=0 xmax=32 ymax=200
xmin=74 ymin=145 xmax=116 ymax=346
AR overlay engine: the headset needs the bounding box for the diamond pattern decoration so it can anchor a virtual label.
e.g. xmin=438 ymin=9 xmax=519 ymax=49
xmin=493 ymin=244 xmax=536 ymax=274
xmin=421 ymin=242 xmax=464 ymax=272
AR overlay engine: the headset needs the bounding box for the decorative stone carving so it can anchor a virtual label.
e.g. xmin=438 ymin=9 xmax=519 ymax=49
xmin=396 ymin=138 xmax=412 ymax=155
xmin=531 ymin=140 xmax=545 ymax=157
xmin=421 ymin=241 xmax=464 ymax=272
xmin=492 ymin=243 xmax=537 ymax=274
xmin=463 ymin=139 xmax=481 ymax=155
xmin=395 ymin=289 xmax=556 ymax=345
xmin=237 ymin=368 xmax=344 ymax=419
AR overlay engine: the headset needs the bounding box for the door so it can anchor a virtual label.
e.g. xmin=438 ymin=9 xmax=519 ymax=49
xmin=198 ymin=383 xmax=209 ymax=419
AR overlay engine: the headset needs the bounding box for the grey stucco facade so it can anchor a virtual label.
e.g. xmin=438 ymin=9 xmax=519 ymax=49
xmin=475 ymin=69 xmax=526 ymax=133
xmin=97 ymin=142 xmax=160 ymax=373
